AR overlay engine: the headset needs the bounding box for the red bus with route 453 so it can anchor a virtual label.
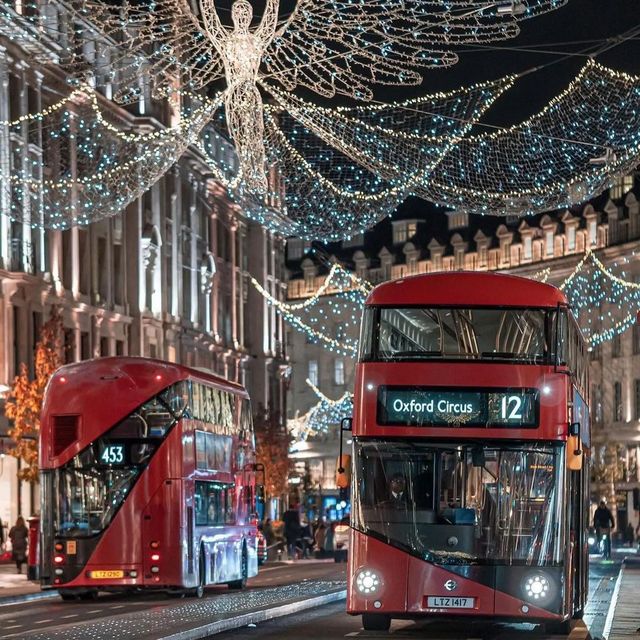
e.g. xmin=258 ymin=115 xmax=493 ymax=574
xmin=39 ymin=357 xmax=260 ymax=599
xmin=343 ymin=272 xmax=590 ymax=634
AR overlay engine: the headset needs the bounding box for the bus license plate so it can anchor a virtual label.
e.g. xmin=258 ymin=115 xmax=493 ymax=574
xmin=427 ymin=596 xmax=475 ymax=609
xmin=90 ymin=570 xmax=124 ymax=579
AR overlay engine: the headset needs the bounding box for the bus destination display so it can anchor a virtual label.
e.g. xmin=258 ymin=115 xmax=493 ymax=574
xmin=377 ymin=386 xmax=538 ymax=427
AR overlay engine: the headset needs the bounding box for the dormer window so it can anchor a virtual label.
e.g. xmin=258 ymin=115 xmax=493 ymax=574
xmin=610 ymin=174 xmax=634 ymax=200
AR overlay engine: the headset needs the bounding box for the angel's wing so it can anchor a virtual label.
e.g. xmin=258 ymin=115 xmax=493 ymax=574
xmin=62 ymin=1 xmax=224 ymax=102
xmin=263 ymin=0 xmax=567 ymax=99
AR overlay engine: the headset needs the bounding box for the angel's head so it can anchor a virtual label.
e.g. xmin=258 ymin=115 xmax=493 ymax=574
xmin=231 ymin=0 xmax=253 ymax=32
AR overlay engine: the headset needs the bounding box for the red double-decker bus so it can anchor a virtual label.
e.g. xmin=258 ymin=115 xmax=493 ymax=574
xmin=39 ymin=357 xmax=259 ymax=600
xmin=345 ymin=272 xmax=590 ymax=634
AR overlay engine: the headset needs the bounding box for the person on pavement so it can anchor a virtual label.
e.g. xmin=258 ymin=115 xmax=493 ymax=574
xmin=282 ymin=503 xmax=301 ymax=560
xmin=8 ymin=516 xmax=28 ymax=574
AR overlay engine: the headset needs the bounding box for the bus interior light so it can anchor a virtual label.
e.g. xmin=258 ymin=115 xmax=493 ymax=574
xmin=588 ymin=536 xmax=596 ymax=545
xmin=356 ymin=569 xmax=380 ymax=595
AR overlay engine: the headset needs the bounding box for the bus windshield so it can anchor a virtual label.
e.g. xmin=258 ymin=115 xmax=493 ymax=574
xmin=49 ymin=382 xmax=188 ymax=538
xmin=361 ymin=307 xmax=555 ymax=363
xmin=352 ymin=440 xmax=565 ymax=566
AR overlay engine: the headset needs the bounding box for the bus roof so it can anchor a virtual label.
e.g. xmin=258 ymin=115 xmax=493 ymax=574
xmin=41 ymin=357 xmax=247 ymax=462
xmin=365 ymin=272 xmax=567 ymax=308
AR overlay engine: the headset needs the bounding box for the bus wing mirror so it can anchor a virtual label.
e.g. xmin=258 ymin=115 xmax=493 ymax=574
xmin=471 ymin=446 xmax=485 ymax=468
xmin=341 ymin=417 xmax=353 ymax=432
xmin=567 ymin=434 xmax=583 ymax=470
xmin=569 ymin=422 xmax=580 ymax=436
xmin=336 ymin=454 xmax=351 ymax=489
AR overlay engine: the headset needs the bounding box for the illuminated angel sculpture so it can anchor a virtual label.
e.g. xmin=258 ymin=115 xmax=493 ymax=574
xmin=199 ymin=0 xmax=279 ymax=192
xmin=57 ymin=0 xmax=567 ymax=193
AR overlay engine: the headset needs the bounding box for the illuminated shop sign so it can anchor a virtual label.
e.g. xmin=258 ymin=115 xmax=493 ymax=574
xmin=377 ymin=387 xmax=538 ymax=427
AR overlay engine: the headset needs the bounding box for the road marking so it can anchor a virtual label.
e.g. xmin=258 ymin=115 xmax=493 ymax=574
xmin=602 ymin=564 xmax=623 ymax=639
xmin=61 ymin=614 xmax=79 ymax=619
xmin=87 ymin=609 xmax=102 ymax=614
xmin=2 ymin=626 xmax=22 ymax=630
xmin=110 ymin=605 xmax=126 ymax=609
xmin=34 ymin=619 xmax=53 ymax=624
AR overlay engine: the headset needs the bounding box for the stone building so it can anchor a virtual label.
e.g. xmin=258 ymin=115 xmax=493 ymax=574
xmin=0 ymin=1 xmax=288 ymax=533
xmin=286 ymin=173 xmax=640 ymax=532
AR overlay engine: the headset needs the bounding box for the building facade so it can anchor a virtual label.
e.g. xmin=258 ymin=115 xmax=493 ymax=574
xmin=0 ymin=1 xmax=288 ymax=534
xmin=286 ymin=174 xmax=640 ymax=533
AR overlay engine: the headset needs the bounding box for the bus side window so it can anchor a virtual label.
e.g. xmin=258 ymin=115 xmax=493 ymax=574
xmin=555 ymin=310 xmax=569 ymax=366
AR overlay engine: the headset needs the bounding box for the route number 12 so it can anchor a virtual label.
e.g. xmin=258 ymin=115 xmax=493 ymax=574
xmin=501 ymin=395 xmax=523 ymax=421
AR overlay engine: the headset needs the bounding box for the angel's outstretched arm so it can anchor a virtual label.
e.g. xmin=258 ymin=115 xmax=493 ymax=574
xmin=256 ymin=0 xmax=280 ymax=40
xmin=199 ymin=0 xmax=227 ymax=45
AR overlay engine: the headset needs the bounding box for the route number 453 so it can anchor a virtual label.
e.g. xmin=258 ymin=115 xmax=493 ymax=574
xmin=501 ymin=395 xmax=523 ymax=420
xmin=100 ymin=444 xmax=124 ymax=464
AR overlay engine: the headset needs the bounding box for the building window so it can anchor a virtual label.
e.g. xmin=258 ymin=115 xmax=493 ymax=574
xmin=611 ymin=174 xmax=634 ymax=200
xmin=589 ymin=220 xmax=597 ymax=246
xmin=612 ymin=333 xmax=621 ymax=358
xmin=100 ymin=337 xmax=110 ymax=357
xmin=407 ymin=222 xmax=417 ymax=239
xmin=567 ymin=226 xmax=576 ymax=252
xmin=523 ymin=236 xmax=532 ymax=260
xmin=287 ymin=238 xmax=304 ymax=260
xmin=635 ymin=380 xmax=640 ymax=421
xmin=592 ymin=384 xmax=603 ymax=424
xmin=115 ymin=340 xmax=125 ymax=356
xmin=334 ymin=359 xmax=345 ymax=386
xmin=545 ymin=232 xmax=554 ymax=257
xmin=614 ymin=381 xmax=623 ymax=422
xmin=393 ymin=223 xmax=407 ymax=245
xmin=633 ymin=325 xmax=640 ymax=355
xmin=308 ymin=360 xmax=318 ymax=387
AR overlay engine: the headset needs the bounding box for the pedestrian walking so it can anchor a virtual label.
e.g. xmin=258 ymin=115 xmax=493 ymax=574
xmin=8 ymin=516 xmax=28 ymax=574
xmin=282 ymin=504 xmax=301 ymax=560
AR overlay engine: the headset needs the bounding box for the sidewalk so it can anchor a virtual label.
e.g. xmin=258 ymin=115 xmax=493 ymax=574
xmin=605 ymin=557 xmax=640 ymax=640
xmin=0 ymin=563 xmax=46 ymax=601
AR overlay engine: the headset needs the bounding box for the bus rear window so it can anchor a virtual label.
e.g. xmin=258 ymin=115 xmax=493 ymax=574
xmin=365 ymin=307 xmax=554 ymax=364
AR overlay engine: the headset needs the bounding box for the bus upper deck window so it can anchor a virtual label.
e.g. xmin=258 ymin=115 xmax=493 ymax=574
xmin=358 ymin=307 xmax=375 ymax=361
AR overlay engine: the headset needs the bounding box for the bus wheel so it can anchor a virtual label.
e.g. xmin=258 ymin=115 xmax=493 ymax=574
xmin=59 ymin=591 xmax=78 ymax=602
xmin=79 ymin=590 xmax=98 ymax=601
xmin=228 ymin=546 xmax=248 ymax=590
xmin=190 ymin=549 xmax=206 ymax=598
xmin=362 ymin=613 xmax=391 ymax=632
xmin=544 ymin=619 xmax=572 ymax=635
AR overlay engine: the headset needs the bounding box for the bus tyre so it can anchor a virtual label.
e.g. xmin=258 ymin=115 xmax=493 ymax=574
xmin=362 ymin=613 xmax=391 ymax=632
xmin=228 ymin=546 xmax=248 ymax=590
xmin=59 ymin=591 xmax=78 ymax=602
xmin=190 ymin=549 xmax=206 ymax=599
xmin=544 ymin=619 xmax=572 ymax=635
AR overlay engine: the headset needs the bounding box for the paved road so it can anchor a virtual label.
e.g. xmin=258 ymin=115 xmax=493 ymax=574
xmin=0 ymin=561 xmax=346 ymax=639
xmin=216 ymin=560 xmax=621 ymax=640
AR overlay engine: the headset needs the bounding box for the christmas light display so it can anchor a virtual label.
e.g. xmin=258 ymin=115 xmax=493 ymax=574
xmin=39 ymin=0 xmax=564 ymax=191
xmin=3 ymin=86 xmax=221 ymax=228
xmin=422 ymin=60 xmax=640 ymax=216
xmin=288 ymin=379 xmax=353 ymax=441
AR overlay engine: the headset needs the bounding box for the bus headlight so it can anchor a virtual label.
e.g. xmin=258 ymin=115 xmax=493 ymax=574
xmin=356 ymin=569 xmax=380 ymax=595
xmin=522 ymin=573 xmax=552 ymax=602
